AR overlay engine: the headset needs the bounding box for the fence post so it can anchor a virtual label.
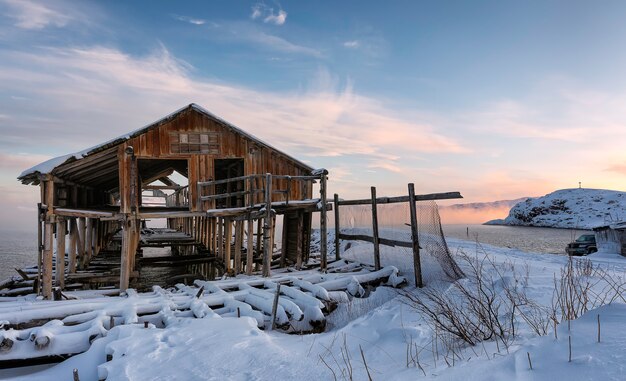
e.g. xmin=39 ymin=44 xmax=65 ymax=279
xmin=334 ymin=193 xmax=340 ymax=261
xmin=320 ymin=170 xmax=328 ymax=271
xmin=408 ymin=183 xmax=423 ymax=287
xmin=263 ymin=173 xmax=272 ymax=277
xmin=371 ymin=187 xmax=381 ymax=270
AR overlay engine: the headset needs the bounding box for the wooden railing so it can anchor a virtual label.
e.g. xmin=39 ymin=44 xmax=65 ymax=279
xmin=195 ymin=173 xmax=324 ymax=212
xmin=165 ymin=185 xmax=189 ymax=207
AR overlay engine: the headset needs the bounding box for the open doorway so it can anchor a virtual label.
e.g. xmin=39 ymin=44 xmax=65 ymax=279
xmin=214 ymin=158 xmax=244 ymax=208
xmin=138 ymin=159 xmax=189 ymax=209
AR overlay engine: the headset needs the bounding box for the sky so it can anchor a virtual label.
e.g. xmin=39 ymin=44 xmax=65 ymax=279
xmin=1 ymin=0 xmax=626 ymax=230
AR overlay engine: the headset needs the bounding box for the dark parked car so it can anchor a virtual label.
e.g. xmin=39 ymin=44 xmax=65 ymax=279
xmin=566 ymin=234 xmax=597 ymax=256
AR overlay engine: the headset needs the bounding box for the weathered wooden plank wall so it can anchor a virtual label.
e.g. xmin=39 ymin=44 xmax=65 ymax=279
xmin=121 ymin=108 xmax=313 ymax=212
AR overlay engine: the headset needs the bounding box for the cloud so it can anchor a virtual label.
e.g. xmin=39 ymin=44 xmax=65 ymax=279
xmin=0 ymin=45 xmax=466 ymax=166
xmin=0 ymin=152 xmax=52 ymax=171
xmin=211 ymin=22 xmax=321 ymax=57
xmin=247 ymin=30 xmax=321 ymax=57
xmin=343 ymin=40 xmax=360 ymax=49
xmin=251 ymin=3 xmax=287 ymax=25
xmin=1 ymin=0 xmax=72 ymax=29
xmin=606 ymin=163 xmax=626 ymax=176
xmin=172 ymin=14 xmax=206 ymax=25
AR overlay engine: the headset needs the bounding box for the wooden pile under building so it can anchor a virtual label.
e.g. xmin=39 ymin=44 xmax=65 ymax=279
xmin=16 ymin=104 xmax=332 ymax=299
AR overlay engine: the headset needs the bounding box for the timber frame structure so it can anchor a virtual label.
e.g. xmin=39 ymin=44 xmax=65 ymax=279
xmin=18 ymin=104 xmax=329 ymax=299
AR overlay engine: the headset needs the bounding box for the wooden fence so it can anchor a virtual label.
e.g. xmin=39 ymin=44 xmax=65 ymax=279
xmin=333 ymin=183 xmax=462 ymax=287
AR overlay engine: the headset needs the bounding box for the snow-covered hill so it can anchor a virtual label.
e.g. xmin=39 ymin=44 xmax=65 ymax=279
xmin=486 ymin=188 xmax=626 ymax=229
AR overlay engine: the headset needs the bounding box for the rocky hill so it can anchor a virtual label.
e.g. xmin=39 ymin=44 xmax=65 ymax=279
xmin=485 ymin=188 xmax=626 ymax=229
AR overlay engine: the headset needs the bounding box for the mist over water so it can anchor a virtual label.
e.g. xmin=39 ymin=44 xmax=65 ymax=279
xmin=442 ymin=224 xmax=588 ymax=254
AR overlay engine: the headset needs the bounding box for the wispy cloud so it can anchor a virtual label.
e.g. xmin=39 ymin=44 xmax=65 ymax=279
xmin=247 ymin=29 xmax=321 ymax=57
xmin=0 ymin=45 xmax=466 ymax=169
xmin=1 ymin=0 xmax=72 ymax=29
xmin=251 ymin=3 xmax=287 ymax=26
xmin=212 ymin=22 xmax=321 ymax=57
xmin=172 ymin=14 xmax=206 ymax=26
xmin=343 ymin=40 xmax=360 ymax=49
xmin=606 ymin=163 xmax=626 ymax=176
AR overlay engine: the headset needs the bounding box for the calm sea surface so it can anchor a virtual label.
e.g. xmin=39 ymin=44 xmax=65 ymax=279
xmin=442 ymin=224 xmax=589 ymax=255
xmin=0 ymin=224 xmax=589 ymax=281
xmin=0 ymin=229 xmax=38 ymax=281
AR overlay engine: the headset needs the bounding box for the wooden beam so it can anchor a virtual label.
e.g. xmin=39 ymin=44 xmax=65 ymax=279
xmin=337 ymin=233 xmax=413 ymax=248
xmin=68 ymin=218 xmax=77 ymax=274
xmin=262 ymin=173 xmax=272 ymax=277
xmin=408 ymin=183 xmax=423 ymax=288
xmin=334 ymin=194 xmax=340 ymax=261
xmin=337 ymin=191 xmax=463 ymax=206
xmin=246 ymin=218 xmax=254 ymax=275
xmin=371 ymin=187 xmax=381 ymax=271
xmin=42 ymin=178 xmax=54 ymax=299
xmin=224 ymin=218 xmax=233 ymax=272
xmin=234 ymin=220 xmax=243 ymax=274
xmin=319 ymin=171 xmax=328 ymax=271
xmin=55 ymin=218 xmax=66 ymax=289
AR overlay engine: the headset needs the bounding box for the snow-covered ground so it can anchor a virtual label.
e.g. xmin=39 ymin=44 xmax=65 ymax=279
xmin=486 ymin=188 xmax=626 ymax=229
xmin=3 ymin=237 xmax=626 ymax=381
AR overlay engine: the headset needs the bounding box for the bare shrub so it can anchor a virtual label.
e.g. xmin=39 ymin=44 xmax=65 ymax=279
xmin=552 ymin=256 xmax=626 ymax=323
xmin=402 ymin=245 xmax=553 ymax=350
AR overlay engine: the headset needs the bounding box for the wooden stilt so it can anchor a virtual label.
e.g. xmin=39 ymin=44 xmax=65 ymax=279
xmin=55 ymin=218 xmax=66 ymax=289
xmin=262 ymin=173 xmax=272 ymax=277
xmin=280 ymin=215 xmax=289 ymax=267
xmin=224 ymin=218 xmax=233 ymax=272
xmin=319 ymin=170 xmax=328 ymax=271
xmin=296 ymin=211 xmax=304 ymax=270
xmin=217 ymin=217 xmax=224 ymax=260
xmin=78 ymin=217 xmax=86 ymax=269
xmin=119 ymin=216 xmax=133 ymax=293
xmin=68 ymin=218 xmax=77 ymax=273
xmin=85 ymin=218 xmax=93 ymax=266
xmin=36 ymin=200 xmax=43 ymax=295
xmin=234 ymin=220 xmax=243 ymax=274
xmin=42 ymin=178 xmax=55 ymax=300
xmin=246 ymin=218 xmax=254 ymax=275
xmin=334 ymin=193 xmax=341 ymax=261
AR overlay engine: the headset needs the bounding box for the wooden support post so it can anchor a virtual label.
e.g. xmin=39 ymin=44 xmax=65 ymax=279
xmin=85 ymin=218 xmax=93 ymax=265
xmin=319 ymin=171 xmax=328 ymax=271
xmin=334 ymin=193 xmax=340 ymax=261
xmin=262 ymin=173 xmax=272 ymax=277
xmin=119 ymin=216 xmax=134 ymax=293
xmin=42 ymin=178 xmax=55 ymax=299
xmin=371 ymin=187 xmax=381 ymax=270
xmin=255 ymin=218 xmax=262 ymax=265
xmin=36 ymin=201 xmax=43 ymax=295
xmin=408 ymin=183 xmax=423 ymax=288
xmin=271 ymin=284 xmax=281 ymax=330
xmin=246 ymin=217 xmax=254 ymax=275
xmin=280 ymin=215 xmax=288 ymax=267
xmin=225 ymin=218 xmax=233 ymax=272
xmin=55 ymin=218 xmax=66 ymax=289
xmin=234 ymin=220 xmax=243 ymax=274
xmin=78 ymin=217 xmax=86 ymax=269
xmin=296 ymin=211 xmax=304 ymax=270
xmin=68 ymin=218 xmax=77 ymax=273
xmin=217 ymin=217 xmax=224 ymax=260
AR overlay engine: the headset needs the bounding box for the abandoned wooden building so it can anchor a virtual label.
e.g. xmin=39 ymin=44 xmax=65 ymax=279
xmin=18 ymin=104 xmax=330 ymax=299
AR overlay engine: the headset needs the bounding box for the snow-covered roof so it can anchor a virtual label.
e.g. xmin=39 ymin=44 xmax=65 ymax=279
xmin=18 ymin=104 xmax=313 ymax=184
